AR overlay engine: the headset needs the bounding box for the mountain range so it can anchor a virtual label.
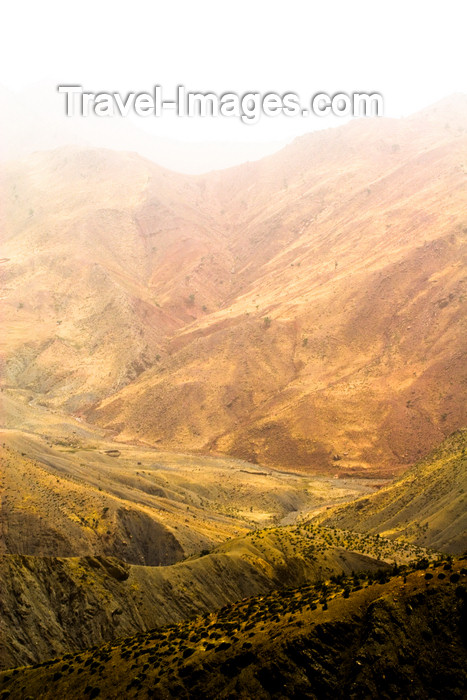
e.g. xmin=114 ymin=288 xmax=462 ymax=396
xmin=2 ymin=94 xmax=467 ymax=474
xmin=1 ymin=94 xmax=466 ymax=699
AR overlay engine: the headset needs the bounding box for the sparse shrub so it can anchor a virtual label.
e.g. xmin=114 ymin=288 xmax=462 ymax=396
xmin=415 ymin=558 xmax=430 ymax=571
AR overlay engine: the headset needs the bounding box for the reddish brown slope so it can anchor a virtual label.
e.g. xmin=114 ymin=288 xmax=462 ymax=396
xmin=2 ymin=97 xmax=467 ymax=474
xmin=0 ymin=147 xmax=235 ymax=408
xmin=90 ymin=98 xmax=467 ymax=474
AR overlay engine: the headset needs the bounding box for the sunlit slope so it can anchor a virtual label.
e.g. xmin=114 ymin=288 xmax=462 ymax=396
xmin=0 ymin=432 xmax=254 ymax=562
xmin=313 ymin=429 xmax=467 ymax=553
xmin=90 ymin=98 xmax=467 ymax=474
xmin=0 ymin=147 xmax=234 ymax=409
xmin=2 ymin=95 xmax=467 ymax=473
xmin=0 ymin=394 xmax=377 ymax=562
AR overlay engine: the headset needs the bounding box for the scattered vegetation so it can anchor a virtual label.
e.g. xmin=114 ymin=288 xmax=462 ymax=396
xmin=1 ymin=556 xmax=465 ymax=699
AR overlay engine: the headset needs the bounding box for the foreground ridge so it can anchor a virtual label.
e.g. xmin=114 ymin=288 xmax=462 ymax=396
xmin=1 ymin=557 xmax=466 ymax=699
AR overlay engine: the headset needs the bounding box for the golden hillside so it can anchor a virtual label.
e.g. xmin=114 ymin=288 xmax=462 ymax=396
xmin=313 ymin=429 xmax=467 ymax=553
xmin=2 ymin=96 xmax=467 ymax=474
xmin=1 ymin=392 xmax=379 ymax=563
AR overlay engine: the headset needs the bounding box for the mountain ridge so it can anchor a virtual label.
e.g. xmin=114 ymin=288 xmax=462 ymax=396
xmin=2 ymin=558 xmax=465 ymax=699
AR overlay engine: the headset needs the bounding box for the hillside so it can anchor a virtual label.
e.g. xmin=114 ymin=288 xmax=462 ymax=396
xmin=1 ymin=96 xmax=467 ymax=473
xmin=1 ymin=558 xmax=465 ymax=699
xmin=1 ymin=392 xmax=381 ymax=562
xmin=0 ymin=147 xmax=224 ymax=411
xmin=89 ymin=97 xmax=467 ymax=474
xmin=0 ymin=525 xmax=402 ymax=670
xmin=312 ymin=430 xmax=467 ymax=553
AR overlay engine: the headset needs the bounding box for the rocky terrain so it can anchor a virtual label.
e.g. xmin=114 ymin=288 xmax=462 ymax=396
xmin=0 ymin=526 xmax=403 ymax=670
xmin=2 ymin=95 xmax=467 ymax=473
xmin=1 ymin=393 xmax=378 ymax=563
xmin=1 ymin=558 xmax=465 ymax=699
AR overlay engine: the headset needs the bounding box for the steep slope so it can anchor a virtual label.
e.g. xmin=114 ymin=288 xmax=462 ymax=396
xmin=89 ymin=97 xmax=467 ymax=474
xmin=312 ymin=429 xmax=467 ymax=553
xmin=0 ymin=527 xmax=396 ymax=670
xmin=2 ymin=559 xmax=465 ymax=699
xmin=2 ymin=95 xmax=467 ymax=473
xmin=0 ymin=146 xmax=234 ymax=410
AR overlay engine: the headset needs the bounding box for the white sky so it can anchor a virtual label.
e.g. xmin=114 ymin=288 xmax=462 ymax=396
xmin=1 ymin=0 xmax=466 ymax=151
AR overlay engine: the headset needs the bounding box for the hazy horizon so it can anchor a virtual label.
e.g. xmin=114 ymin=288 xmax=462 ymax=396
xmin=2 ymin=0 xmax=466 ymax=171
xmin=2 ymin=83 xmax=466 ymax=174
